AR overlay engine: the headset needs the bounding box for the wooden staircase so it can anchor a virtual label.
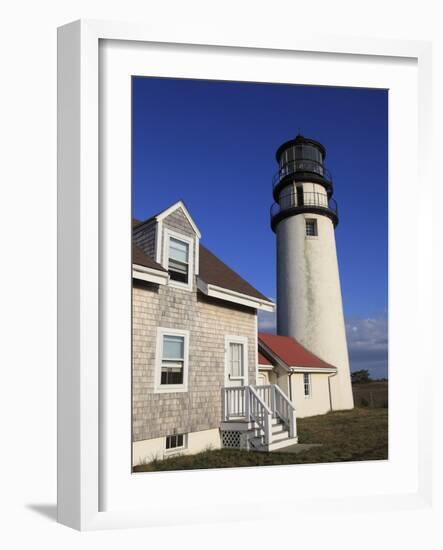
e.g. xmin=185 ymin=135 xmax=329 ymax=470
xmin=221 ymin=384 xmax=298 ymax=452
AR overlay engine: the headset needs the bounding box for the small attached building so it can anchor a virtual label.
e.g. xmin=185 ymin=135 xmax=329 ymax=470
xmin=258 ymin=333 xmax=337 ymax=418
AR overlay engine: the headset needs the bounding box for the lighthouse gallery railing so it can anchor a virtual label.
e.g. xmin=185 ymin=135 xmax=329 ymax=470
xmin=270 ymin=190 xmax=338 ymax=220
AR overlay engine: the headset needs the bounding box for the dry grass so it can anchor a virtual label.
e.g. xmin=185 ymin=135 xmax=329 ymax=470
xmin=133 ymin=407 xmax=388 ymax=472
xmin=352 ymin=381 xmax=388 ymax=408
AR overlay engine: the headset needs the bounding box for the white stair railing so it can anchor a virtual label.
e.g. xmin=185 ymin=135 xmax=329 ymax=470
xmin=273 ymin=385 xmax=297 ymax=438
xmin=222 ymin=384 xmax=296 ymax=444
xmin=222 ymin=386 xmax=246 ymax=420
xmin=247 ymin=386 xmax=273 ymax=446
xmin=254 ymin=384 xmax=297 ymax=439
xmin=255 ymin=385 xmax=274 ymax=413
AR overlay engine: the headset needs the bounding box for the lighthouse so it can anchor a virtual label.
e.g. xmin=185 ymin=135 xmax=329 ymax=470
xmin=271 ymin=135 xmax=354 ymax=410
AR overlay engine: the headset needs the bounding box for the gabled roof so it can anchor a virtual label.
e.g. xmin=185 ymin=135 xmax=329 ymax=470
xmin=258 ymin=332 xmax=337 ymax=371
xmin=199 ymin=244 xmax=270 ymax=302
xmin=156 ymin=200 xmax=201 ymax=238
xmin=135 ymin=201 xmax=201 ymax=238
xmin=132 ymin=207 xmax=274 ymax=309
xmin=132 ymin=244 xmax=166 ymax=272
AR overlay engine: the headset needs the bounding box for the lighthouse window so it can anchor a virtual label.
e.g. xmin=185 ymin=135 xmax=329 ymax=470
xmin=305 ymin=219 xmax=318 ymax=237
xmin=168 ymin=237 xmax=189 ymax=284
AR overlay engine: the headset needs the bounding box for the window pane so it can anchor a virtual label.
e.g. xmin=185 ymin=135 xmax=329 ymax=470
xmin=163 ymin=335 xmax=184 ymax=359
xmin=168 ymin=259 xmax=187 ymax=274
xmin=169 ymin=237 xmax=189 ymax=263
xmin=230 ymin=343 xmax=244 ymax=377
xmin=306 ymin=219 xmax=317 ymax=236
xmin=161 ymin=361 xmax=184 ymax=385
xmin=166 ymin=434 xmax=185 ymax=449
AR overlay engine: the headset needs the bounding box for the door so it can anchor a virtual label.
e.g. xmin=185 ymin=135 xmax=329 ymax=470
xmin=256 ymin=373 xmax=266 ymax=386
xmin=226 ymin=340 xmax=247 ymax=387
xmin=225 ymin=337 xmax=248 ymax=418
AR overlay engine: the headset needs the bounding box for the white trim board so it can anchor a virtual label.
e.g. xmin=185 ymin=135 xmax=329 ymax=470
xmin=156 ymin=200 xmax=202 ymax=238
xmin=290 ymin=367 xmax=337 ymax=374
xmin=197 ymin=278 xmax=275 ymax=312
xmin=132 ymin=264 xmax=169 ymax=285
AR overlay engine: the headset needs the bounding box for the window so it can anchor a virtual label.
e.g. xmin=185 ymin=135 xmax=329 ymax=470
xmin=155 ymin=328 xmax=189 ymax=392
xmin=303 ymin=373 xmax=312 ymax=397
xmin=229 ymin=342 xmax=244 ymax=378
xmin=168 ymin=237 xmax=189 ymax=283
xmin=166 ymin=433 xmax=186 ymax=451
xmin=163 ymin=229 xmax=195 ymax=291
xmin=306 ymin=218 xmax=318 ymax=237
xmin=161 ymin=334 xmax=185 ymax=385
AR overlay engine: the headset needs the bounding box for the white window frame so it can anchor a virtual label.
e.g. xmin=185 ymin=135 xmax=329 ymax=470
xmin=303 ymin=372 xmax=312 ymax=398
xmin=163 ymin=228 xmax=195 ymax=291
xmin=224 ymin=335 xmax=249 ymax=386
xmin=164 ymin=433 xmax=188 ymax=454
xmin=154 ymin=327 xmax=190 ymax=393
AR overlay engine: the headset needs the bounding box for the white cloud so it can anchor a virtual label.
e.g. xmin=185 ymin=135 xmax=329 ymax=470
xmin=345 ymin=314 xmax=388 ymax=378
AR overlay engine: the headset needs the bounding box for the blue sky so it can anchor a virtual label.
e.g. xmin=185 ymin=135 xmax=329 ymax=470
xmin=132 ymin=77 xmax=388 ymax=378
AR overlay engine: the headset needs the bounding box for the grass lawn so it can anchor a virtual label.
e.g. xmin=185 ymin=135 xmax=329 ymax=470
xmin=133 ymin=407 xmax=388 ymax=472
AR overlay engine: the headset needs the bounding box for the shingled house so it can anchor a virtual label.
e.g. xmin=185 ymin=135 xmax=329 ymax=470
xmin=132 ymin=200 xmax=340 ymax=465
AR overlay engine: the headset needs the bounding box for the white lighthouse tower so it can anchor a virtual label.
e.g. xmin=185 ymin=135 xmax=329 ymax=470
xmin=271 ymin=135 xmax=354 ymax=410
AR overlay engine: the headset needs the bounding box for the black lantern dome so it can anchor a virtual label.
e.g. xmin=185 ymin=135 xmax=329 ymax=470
xmin=270 ymin=135 xmax=338 ymax=232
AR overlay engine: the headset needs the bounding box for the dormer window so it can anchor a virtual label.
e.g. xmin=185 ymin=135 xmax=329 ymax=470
xmin=163 ymin=229 xmax=195 ymax=291
xmin=168 ymin=237 xmax=189 ymax=283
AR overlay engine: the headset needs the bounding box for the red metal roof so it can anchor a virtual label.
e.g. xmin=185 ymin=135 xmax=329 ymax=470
xmin=258 ymin=351 xmax=272 ymax=366
xmin=258 ymin=332 xmax=336 ymax=370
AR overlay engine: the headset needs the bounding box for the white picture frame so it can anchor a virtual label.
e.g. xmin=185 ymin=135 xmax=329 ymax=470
xmin=57 ymin=19 xmax=433 ymax=531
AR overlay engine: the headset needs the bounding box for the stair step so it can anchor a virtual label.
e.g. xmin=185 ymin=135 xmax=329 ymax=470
xmin=271 ymin=423 xmax=286 ymax=434
xmin=267 ymin=436 xmax=299 ymax=452
xmin=272 ymin=429 xmax=290 ymax=443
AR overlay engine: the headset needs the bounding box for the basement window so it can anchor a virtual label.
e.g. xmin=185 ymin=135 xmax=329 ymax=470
xmin=165 ymin=433 xmax=187 ymax=451
xmin=305 ymin=219 xmax=318 ymax=237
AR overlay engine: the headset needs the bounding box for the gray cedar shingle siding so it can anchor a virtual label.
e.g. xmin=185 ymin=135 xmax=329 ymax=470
xmin=133 ymin=219 xmax=157 ymax=260
xmin=132 ymin=282 xmax=257 ymax=442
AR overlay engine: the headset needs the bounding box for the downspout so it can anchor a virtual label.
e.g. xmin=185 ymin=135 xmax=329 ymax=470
xmin=327 ymin=371 xmax=337 ymax=412
xmin=288 ymin=371 xmax=294 ymax=401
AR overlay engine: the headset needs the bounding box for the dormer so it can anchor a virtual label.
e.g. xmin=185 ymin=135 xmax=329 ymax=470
xmin=133 ymin=201 xmax=200 ymax=292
